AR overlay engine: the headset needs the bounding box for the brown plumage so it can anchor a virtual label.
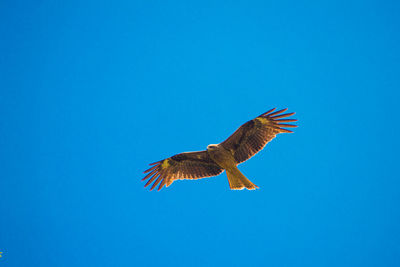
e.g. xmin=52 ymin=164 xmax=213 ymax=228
xmin=142 ymin=108 xmax=297 ymax=191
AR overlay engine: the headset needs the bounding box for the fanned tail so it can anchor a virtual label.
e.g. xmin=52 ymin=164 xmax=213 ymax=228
xmin=226 ymin=167 xmax=259 ymax=190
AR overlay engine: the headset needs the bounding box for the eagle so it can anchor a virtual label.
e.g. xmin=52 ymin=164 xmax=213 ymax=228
xmin=142 ymin=108 xmax=297 ymax=191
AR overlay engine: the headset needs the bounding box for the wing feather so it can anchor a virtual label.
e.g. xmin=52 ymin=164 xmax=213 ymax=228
xmin=142 ymin=150 xmax=223 ymax=191
xmin=221 ymin=108 xmax=297 ymax=164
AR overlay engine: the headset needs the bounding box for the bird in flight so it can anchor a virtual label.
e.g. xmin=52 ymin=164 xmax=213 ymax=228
xmin=142 ymin=108 xmax=297 ymax=191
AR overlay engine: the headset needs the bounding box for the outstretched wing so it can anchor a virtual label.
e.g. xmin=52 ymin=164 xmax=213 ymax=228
xmin=221 ymin=108 xmax=297 ymax=164
xmin=142 ymin=151 xmax=223 ymax=191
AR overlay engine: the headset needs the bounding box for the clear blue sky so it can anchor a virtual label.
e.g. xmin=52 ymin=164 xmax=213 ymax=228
xmin=1 ymin=1 xmax=400 ymax=266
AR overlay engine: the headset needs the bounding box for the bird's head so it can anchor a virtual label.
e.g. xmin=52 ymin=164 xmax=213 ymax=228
xmin=207 ymin=144 xmax=219 ymax=150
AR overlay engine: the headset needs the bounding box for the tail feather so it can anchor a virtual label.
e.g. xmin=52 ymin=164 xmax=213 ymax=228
xmin=226 ymin=167 xmax=259 ymax=190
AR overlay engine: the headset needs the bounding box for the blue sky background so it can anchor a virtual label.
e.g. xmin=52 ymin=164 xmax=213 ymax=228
xmin=1 ymin=1 xmax=400 ymax=266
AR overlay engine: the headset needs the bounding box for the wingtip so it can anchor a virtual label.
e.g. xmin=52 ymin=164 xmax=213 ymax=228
xmin=157 ymin=179 xmax=167 ymax=191
xmin=260 ymin=107 xmax=277 ymax=116
xmin=267 ymin=108 xmax=289 ymax=117
xmin=144 ymin=180 xmax=152 ymax=188
xmin=277 ymin=124 xmax=298 ymax=128
xmin=275 ymin=119 xmax=298 ymax=122
xmin=270 ymin=112 xmax=296 ymax=120
xmin=144 ymin=173 xmax=159 ymax=187
xmin=143 ymin=165 xmax=158 ymax=174
xmin=142 ymin=168 xmax=158 ymax=180
xmin=150 ymin=176 xmax=163 ymax=191
xmin=280 ymin=128 xmax=294 ymax=133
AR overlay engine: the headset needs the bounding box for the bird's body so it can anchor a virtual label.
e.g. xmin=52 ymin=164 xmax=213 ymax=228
xmin=142 ymin=108 xmax=297 ymax=191
xmin=207 ymin=144 xmax=235 ymax=170
xmin=207 ymin=144 xmax=258 ymax=190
